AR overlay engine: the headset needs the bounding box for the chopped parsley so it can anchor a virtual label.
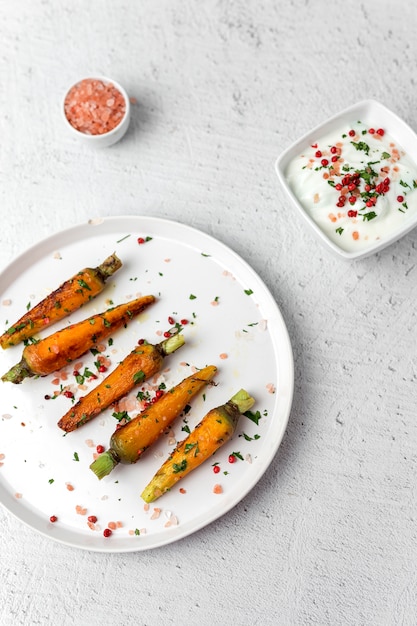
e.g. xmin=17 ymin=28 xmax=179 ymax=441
xmin=172 ymin=459 xmax=187 ymax=473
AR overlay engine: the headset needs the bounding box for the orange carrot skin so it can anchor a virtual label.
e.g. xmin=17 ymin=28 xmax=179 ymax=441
xmin=111 ymin=365 xmax=218 ymax=464
xmin=1 ymin=295 xmax=155 ymax=384
xmin=0 ymin=253 xmax=122 ymax=349
xmin=24 ymin=295 xmax=155 ymax=376
xmin=57 ymin=335 xmax=184 ymax=433
xmin=141 ymin=398 xmax=243 ymax=503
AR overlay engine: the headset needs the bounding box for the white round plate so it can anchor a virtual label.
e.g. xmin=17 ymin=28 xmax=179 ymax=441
xmin=0 ymin=216 xmax=293 ymax=552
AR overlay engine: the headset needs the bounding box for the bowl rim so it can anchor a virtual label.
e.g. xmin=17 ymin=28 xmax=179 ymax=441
xmin=62 ymin=75 xmax=131 ymax=140
xmin=275 ymin=98 xmax=417 ymax=260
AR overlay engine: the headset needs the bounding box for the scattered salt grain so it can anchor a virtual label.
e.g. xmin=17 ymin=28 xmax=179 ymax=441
xmin=150 ymin=507 xmax=161 ymax=520
xmin=164 ymin=511 xmax=178 ymax=527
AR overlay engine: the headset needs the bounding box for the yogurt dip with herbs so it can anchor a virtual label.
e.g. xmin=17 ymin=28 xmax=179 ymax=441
xmin=286 ymin=121 xmax=417 ymax=252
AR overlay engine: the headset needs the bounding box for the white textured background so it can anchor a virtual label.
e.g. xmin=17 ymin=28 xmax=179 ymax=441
xmin=1 ymin=1 xmax=417 ymax=624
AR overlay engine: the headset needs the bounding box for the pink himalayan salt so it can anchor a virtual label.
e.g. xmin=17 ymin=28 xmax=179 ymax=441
xmin=64 ymin=78 xmax=126 ymax=135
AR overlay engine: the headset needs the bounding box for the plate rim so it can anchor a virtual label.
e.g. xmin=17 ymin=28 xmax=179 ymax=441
xmin=0 ymin=215 xmax=294 ymax=552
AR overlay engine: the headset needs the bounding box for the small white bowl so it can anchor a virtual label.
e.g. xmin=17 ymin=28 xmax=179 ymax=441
xmin=276 ymin=100 xmax=417 ymax=260
xmin=62 ymin=76 xmax=131 ymax=148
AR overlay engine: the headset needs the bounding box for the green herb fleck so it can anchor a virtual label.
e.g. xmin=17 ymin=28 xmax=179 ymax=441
xmin=173 ymin=459 xmax=187 ymax=473
xmin=77 ymin=279 xmax=92 ymax=291
xmin=112 ymin=410 xmax=131 ymax=422
xmin=185 ymin=442 xmax=199 ymax=456
xmin=351 ymin=141 xmax=370 ymax=156
xmin=116 ymin=234 xmax=131 ymax=243
xmin=133 ymin=370 xmax=146 ymax=384
xmin=244 ymin=409 xmax=262 ymax=425
xmin=362 ymin=211 xmax=377 ymax=221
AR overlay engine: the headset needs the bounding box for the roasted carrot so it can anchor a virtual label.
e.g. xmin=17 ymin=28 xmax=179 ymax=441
xmin=89 ymin=364 xmax=218 ymax=479
xmin=0 ymin=253 xmax=122 ymax=349
xmin=1 ymin=295 xmax=155 ymax=384
xmin=141 ymin=388 xmax=255 ymax=503
xmin=57 ymin=333 xmax=185 ymax=433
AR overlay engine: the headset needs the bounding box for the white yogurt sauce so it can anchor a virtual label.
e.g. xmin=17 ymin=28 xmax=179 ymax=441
xmin=286 ymin=121 xmax=417 ymax=252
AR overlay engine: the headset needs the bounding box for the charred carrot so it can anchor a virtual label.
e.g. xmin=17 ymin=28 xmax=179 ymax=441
xmin=90 ymin=364 xmax=218 ymax=479
xmin=0 ymin=253 xmax=122 ymax=349
xmin=1 ymin=295 xmax=155 ymax=384
xmin=141 ymin=388 xmax=255 ymax=503
xmin=57 ymin=333 xmax=185 ymax=433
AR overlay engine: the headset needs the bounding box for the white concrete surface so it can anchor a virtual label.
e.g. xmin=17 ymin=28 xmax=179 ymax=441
xmin=1 ymin=1 xmax=417 ymax=624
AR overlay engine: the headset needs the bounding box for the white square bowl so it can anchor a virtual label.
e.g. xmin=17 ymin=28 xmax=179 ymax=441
xmin=275 ymin=100 xmax=417 ymax=260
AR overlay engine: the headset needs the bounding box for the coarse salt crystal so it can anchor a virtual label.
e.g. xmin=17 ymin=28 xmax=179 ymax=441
xmin=64 ymin=78 xmax=126 ymax=135
xmin=165 ymin=515 xmax=178 ymax=528
xmin=151 ymin=508 xmax=161 ymax=520
xmin=75 ymin=505 xmax=87 ymax=515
